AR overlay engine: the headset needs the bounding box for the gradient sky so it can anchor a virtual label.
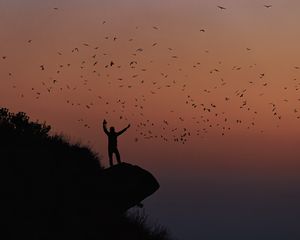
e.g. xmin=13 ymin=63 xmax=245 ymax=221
xmin=2 ymin=1 xmax=300 ymax=239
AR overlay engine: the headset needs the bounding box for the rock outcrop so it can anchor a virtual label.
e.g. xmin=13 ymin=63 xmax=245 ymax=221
xmin=100 ymin=163 xmax=160 ymax=213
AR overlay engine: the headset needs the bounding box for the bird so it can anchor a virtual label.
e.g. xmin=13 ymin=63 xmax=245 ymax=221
xmin=217 ymin=6 xmax=226 ymax=10
xmin=259 ymin=73 xmax=265 ymax=78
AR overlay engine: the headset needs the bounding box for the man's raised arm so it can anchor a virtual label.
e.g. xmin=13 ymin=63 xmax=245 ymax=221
xmin=103 ymin=119 xmax=109 ymax=135
xmin=117 ymin=124 xmax=130 ymax=136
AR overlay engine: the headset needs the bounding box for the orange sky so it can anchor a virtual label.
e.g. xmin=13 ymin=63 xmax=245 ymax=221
xmin=2 ymin=0 xmax=300 ymax=154
xmin=2 ymin=1 xmax=300 ymax=238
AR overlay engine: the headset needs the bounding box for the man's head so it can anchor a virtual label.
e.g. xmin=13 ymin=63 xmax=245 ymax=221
xmin=110 ymin=127 xmax=115 ymax=133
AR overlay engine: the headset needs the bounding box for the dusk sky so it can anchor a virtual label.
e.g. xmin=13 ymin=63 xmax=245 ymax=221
xmin=2 ymin=1 xmax=300 ymax=239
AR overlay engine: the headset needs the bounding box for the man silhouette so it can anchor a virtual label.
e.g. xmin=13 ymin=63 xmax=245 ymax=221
xmin=102 ymin=119 xmax=130 ymax=167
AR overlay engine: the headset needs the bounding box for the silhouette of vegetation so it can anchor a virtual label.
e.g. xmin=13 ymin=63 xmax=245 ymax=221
xmin=1 ymin=107 xmax=171 ymax=240
xmin=124 ymin=210 xmax=172 ymax=240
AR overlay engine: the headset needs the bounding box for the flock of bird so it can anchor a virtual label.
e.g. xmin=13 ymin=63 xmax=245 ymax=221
xmin=2 ymin=3 xmax=300 ymax=145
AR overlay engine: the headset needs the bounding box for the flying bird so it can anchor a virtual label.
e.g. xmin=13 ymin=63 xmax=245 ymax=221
xmin=217 ymin=6 xmax=226 ymax=10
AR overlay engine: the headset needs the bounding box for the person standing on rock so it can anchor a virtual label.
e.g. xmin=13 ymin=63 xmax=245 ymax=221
xmin=102 ymin=119 xmax=130 ymax=167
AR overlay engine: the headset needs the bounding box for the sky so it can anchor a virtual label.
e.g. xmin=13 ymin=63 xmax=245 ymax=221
xmin=1 ymin=0 xmax=300 ymax=239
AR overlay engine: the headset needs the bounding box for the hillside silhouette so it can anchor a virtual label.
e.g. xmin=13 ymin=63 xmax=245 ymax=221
xmin=0 ymin=108 xmax=171 ymax=240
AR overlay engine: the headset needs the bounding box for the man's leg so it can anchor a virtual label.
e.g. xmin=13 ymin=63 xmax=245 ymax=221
xmin=108 ymin=149 xmax=113 ymax=167
xmin=115 ymin=148 xmax=121 ymax=164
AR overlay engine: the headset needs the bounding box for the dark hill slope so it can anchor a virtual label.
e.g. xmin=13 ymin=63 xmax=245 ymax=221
xmin=0 ymin=108 xmax=167 ymax=240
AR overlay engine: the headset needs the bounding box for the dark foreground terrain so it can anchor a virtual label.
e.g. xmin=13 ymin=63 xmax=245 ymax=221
xmin=0 ymin=108 xmax=171 ymax=240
